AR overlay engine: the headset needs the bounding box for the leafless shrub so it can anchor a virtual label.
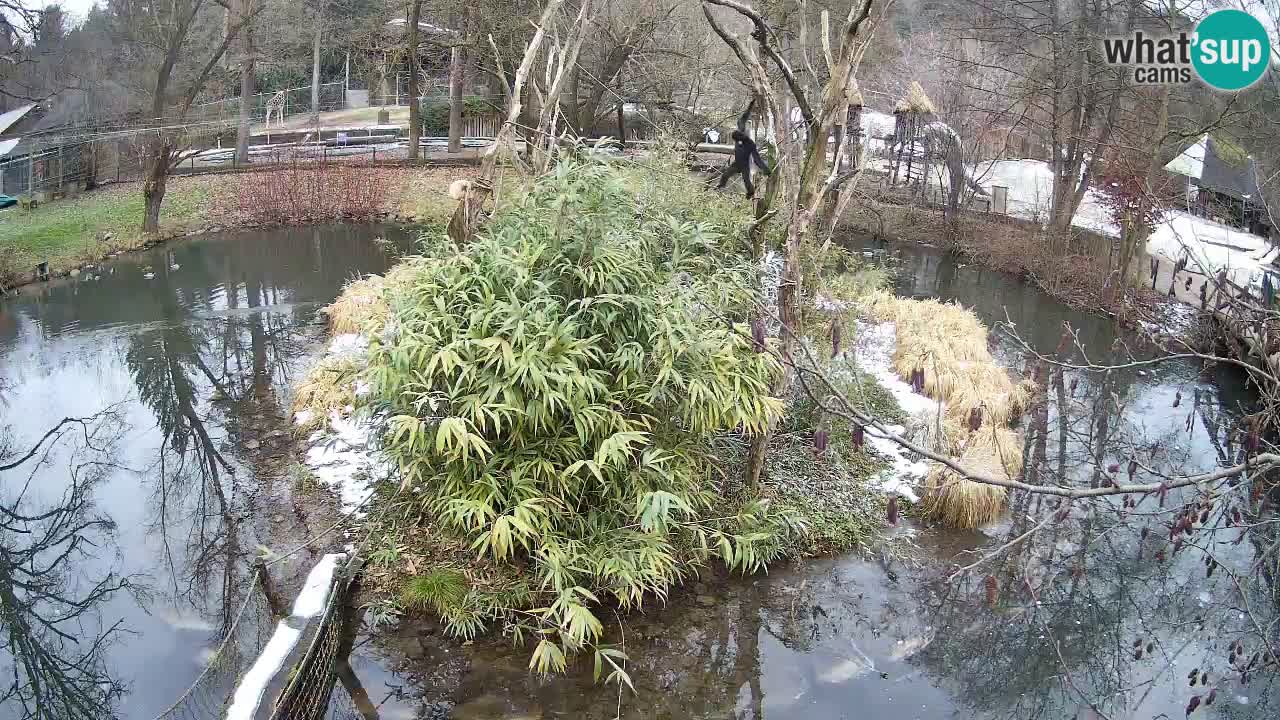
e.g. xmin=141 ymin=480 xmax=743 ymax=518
xmin=235 ymin=163 xmax=390 ymax=224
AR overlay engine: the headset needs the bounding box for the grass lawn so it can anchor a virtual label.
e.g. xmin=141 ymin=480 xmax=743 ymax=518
xmin=0 ymin=177 xmax=219 ymax=281
xmin=0 ymin=165 xmax=470 ymax=288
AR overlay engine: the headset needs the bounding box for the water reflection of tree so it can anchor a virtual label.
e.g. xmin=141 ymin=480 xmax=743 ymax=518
xmin=0 ymin=411 xmax=136 ymax=720
xmin=121 ymin=259 xmax=327 ymax=719
xmin=913 ymin=355 xmax=1280 ymax=719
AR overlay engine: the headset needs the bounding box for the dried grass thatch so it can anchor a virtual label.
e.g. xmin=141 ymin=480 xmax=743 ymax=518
xmin=324 ymin=274 xmax=389 ymax=335
xmin=291 ymin=355 xmax=360 ymax=432
xmin=892 ymin=81 xmax=937 ymax=115
xmin=921 ymin=452 xmax=1008 ymax=527
xmin=866 ymin=291 xmax=1030 ymax=528
xmin=865 ymin=291 xmax=1029 ymax=429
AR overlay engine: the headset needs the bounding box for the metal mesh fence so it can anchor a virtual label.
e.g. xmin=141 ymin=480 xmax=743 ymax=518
xmin=267 ymin=557 xmax=363 ymax=720
xmin=188 ymin=82 xmax=348 ymax=127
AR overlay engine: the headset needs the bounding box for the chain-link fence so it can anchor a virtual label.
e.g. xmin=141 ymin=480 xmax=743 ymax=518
xmin=189 ymin=82 xmax=348 ymax=127
xmin=0 ymin=136 xmax=143 ymax=198
xmin=267 ymin=557 xmax=364 ymax=720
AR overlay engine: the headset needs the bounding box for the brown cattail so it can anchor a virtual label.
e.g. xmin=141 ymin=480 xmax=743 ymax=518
xmin=831 ymin=320 xmax=842 ymax=358
xmin=1147 ymin=642 xmax=1155 ymax=654
xmin=887 ymin=496 xmax=899 ymax=526
xmin=814 ymin=429 xmax=829 ymax=453
xmin=751 ymin=319 xmax=765 ymax=353
xmin=1245 ymin=423 xmax=1260 ymax=456
xmin=1206 ymin=689 xmax=1216 ymax=705
xmin=1107 ymin=463 xmax=1120 ymax=474
xmin=984 ymin=574 xmax=999 ymax=607
xmin=1158 ymin=483 xmax=1169 ymax=507
xmin=1174 ymin=391 xmax=1182 ymax=408
xmin=1200 ymin=672 xmax=1208 ymax=686
xmin=1127 ymin=459 xmax=1138 ymax=482
xmin=968 ymin=406 xmax=983 ymax=432
xmin=1134 ymin=647 xmax=1144 ymax=660
xmin=852 ymin=424 xmax=865 ymax=450
xmin=1189 ymin=668 xmax=1198 ymax=686
xmin=1186 ymin=695 xmax=1201 ymax=716
xmin=1069 ymin=377 xmax=1078 ymax=395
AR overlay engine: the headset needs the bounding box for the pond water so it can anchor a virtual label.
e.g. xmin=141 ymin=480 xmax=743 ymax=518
xmin=1 ymin=230 xmax=1275 ymax=720
xmin=0 ymin=225 xmax=413 ymax=720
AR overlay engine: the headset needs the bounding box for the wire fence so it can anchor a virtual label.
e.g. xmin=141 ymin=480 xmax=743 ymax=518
xmin=266 ymin=557 xmax=364 ymax=720
xmin=0 ymin=136 xmax=140 ymax=198
xmin=189 ymin=82 xmax=348 ymax=127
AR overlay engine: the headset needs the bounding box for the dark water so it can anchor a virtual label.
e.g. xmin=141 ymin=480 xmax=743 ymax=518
xmin=2 ymin=231 xmax=1276 ymax=720
xmin=0 ymin=225 xmax=412 ymax=720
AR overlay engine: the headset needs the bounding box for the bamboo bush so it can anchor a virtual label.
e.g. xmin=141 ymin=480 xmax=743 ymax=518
xmin=360 ymin=158 xmax=799 ymax=676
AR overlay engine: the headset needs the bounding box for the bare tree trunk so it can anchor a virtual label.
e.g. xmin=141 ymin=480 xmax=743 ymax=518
xmin=407 ymin=0 xmax=423 ymax=160
xmin=447 ymin=25 xmax=466 ymax=153
xmin=564 ymin=63 xmax=580 ymax=133
xmin=235 ymin=0 xmax=255 ymax=164
xmin=311 ymin=3 xmax=323 ymax=130
xmin=615 ymin=70 xmax=625 ymax=142
xmin=142 ymin=139 xmax=172 ymax=234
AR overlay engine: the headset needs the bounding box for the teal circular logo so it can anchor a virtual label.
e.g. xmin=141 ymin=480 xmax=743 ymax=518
xmin=1192 ymin=10 xmax=1271 ymax=91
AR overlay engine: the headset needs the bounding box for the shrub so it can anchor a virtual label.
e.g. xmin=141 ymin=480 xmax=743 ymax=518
xmin=236 ymin=163 xmax=389 ymax=224
xmin=361 ymin=158 xmax=796 ymax=671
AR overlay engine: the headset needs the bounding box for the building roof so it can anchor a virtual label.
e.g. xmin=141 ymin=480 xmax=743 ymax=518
xmin=1165 ymin=134 xmax=1261 ymax=201
xmin=0 ymin=104 xmax=36 ymax=137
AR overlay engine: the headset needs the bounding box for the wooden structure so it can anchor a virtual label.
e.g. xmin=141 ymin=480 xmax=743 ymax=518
xmin=890 ymin=81 xmax=936 ymax=189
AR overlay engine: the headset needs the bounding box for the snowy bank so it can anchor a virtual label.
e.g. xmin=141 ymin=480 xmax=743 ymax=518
xmin=850 ymin=320 xmax=940 ymax=503
xmin=295 ymin=333 xmax=391 ymax=517
xmin=965 ymin=158 xmax=1275 ymax=287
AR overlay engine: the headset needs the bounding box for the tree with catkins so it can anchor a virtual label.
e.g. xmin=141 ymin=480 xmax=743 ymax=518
xmin=701 ymin=0 xmax=885 ymax=489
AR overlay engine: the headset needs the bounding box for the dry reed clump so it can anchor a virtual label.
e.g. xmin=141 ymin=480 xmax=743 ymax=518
xmin=291 ymin=355 xmax=361 ymax=432
xmin=864 ymin=291 xmax=1029 ymax=429
xmin=921 ymin=452 xmax=1007 ymax=527
xmin=920 ymin=427 xmax=1022 ymax=527
xmin=864 ymin=291 xmax=1030 ymax=528
xmin=323 ymin=274 xmax=389 ymax=335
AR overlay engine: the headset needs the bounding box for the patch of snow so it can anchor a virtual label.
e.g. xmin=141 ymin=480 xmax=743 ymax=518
xmin=304 ymin=410 xmax=387 ymax=516
xmin=1138 ymin=301 xmax=1199 ymax=338
xmin=851 ymin=321 xmax=941 ymax=503
xmin=328 ymin=333 xmax=368 ymax=358
xmin=296 ymin=333 xmax=390 ymax=516
xmin=1147 ymin=210 xmax=1273 ymax=286
xmin=224 ymin=553 xmax=344 ymax=720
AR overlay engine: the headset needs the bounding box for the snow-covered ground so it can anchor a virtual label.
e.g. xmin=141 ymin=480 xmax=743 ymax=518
xmin=963 ymin=157 xmax=1276 ymax=287
xmin=850 ymin=320 xmax=940 ymax=503
xmin=295 ymin=333 xmax=390 ymax=517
